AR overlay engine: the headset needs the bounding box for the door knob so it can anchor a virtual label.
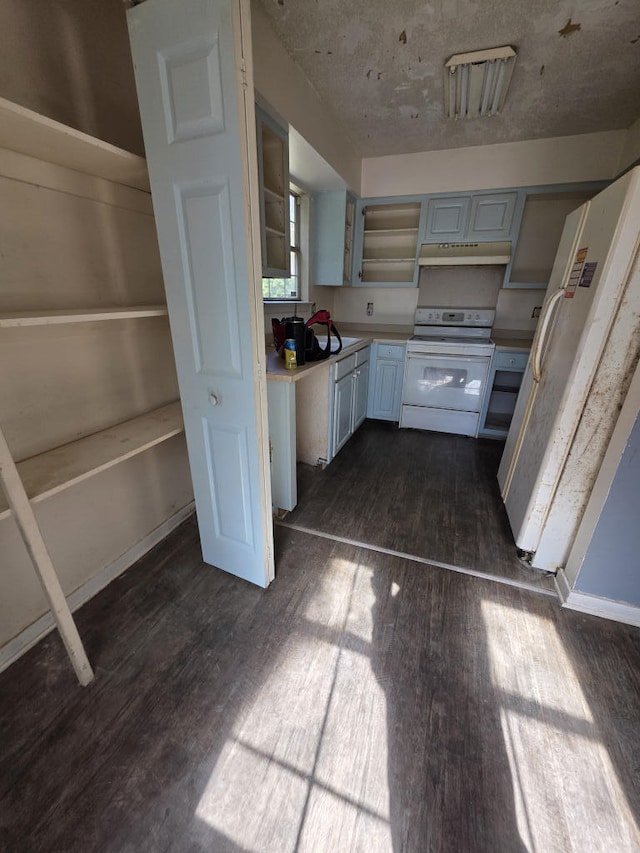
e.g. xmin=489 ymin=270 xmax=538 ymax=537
xmin=209 ymin=392 xmax=221 ymax=406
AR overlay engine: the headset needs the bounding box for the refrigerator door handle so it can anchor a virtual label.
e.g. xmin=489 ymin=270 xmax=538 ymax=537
xmin=532 ymin=288 xmax=565 ymax=383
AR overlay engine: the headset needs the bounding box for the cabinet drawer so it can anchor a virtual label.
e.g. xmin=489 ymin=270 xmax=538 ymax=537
xmin=355 ymin=345 xmax=370 ymax=367
xmin=494 ymin=350 xmax=529 ymax=370
xmin=375 ymin=343 xmax=405 ymax=360
xmin=335 ymin=353 xmax=356 ymax=380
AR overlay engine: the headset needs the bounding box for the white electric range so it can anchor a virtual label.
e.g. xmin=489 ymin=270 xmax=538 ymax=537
xmin=400 ymin=307 xmax=495 ymax=437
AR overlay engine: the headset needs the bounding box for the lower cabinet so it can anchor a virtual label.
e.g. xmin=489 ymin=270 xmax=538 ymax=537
xmin=479 ymin=348 xmax=529 ymax=438
xmin=330 ymin=346 xmax=370 ymax=458
xmin=367 ymin=343 xmax=406 ymax=421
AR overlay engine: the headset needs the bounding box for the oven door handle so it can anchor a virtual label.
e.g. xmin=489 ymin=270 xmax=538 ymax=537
xmin=406 ymin=353 xmax=491 ymax=364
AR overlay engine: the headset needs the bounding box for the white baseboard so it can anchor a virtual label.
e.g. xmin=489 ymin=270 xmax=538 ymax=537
xmin=0 ymin=502 xmax=195 ymax=675
xmin=555 ymin=568 xmax=640 ymax=628
xmin=554 ymin=568 xmax=573 ymax=602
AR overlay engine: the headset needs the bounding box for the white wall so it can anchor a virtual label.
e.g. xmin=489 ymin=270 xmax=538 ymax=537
xmin=618 ymin=117 xmax=640 ymax=174
xmin=333 ymin=286 xmax=418 ymax=328
xmin=251 ymin=0 xmax=360 ymax=194
xmin=333 ymin=268 xmax=545 ymax=332
xmin=0 ymin=0 xmax=143 ymax=156
xmin=361 ymin=130 xmax=625 ymax=198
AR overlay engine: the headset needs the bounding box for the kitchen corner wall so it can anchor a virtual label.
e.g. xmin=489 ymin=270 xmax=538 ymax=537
xmin=331 ymin=269 xmax=546 ymax=333
xmin=332 ymin=286 xmax=418 ymax=328
xmin=361 ymin=130 xmax=625 ymax=198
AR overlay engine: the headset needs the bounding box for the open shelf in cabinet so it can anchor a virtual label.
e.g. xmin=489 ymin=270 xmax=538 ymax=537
xmin=359 ymin=202 xmax=421 ymax=286
xmin=0 ymin=402 xmax=184 ymax=521
xmin=0 ymin=306 xmax=168 ymax=328
xmin=0 ymin=96 xmax=150 ymax=192
xmin=256 ymin=108 xmax=290 ymax=277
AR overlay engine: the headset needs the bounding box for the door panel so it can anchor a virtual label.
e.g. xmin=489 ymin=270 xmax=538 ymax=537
xmin=333 ymin=374 xmax=353 ymax=454
xmin=354 ymin=360 xmax=369 ymax=429
xmin=468 ymin=192 xmax=517 ymax=240
xmin=373 ymin=360 xmax=399 ymax=419
xmin=127 ymin=0 xmax=274 ymax=586
xmin=424 ymin=196 xmax=470 ymax=240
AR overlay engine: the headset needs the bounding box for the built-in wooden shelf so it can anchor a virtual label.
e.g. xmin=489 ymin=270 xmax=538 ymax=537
xmin=0 ymin=97 xmax=150 ymax=192
xmin=364 ymin=227 xmax=419 ymax=236
xmin=362 ymin=256 xmax=416 ymax=264
xmin=0 ymin=402 xmax=184 ymax=521
xmin=263 ymin=185 xmax=285 ymax=203
xmin=0 ymin=306 xmax=168 ymax=328
xmin=264 ymin=225 xmax=286 ymax=238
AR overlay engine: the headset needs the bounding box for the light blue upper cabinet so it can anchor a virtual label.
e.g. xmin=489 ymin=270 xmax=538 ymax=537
xmin=422 ymin=191 xmax=517 ymax=243
xmin=424 ymin=196 xmax=471 ymax=241
xmin=468 ymin=192 xmax=518 ymax=240
xmin=255 ymin=106 xmax=290 ymax=278
xmin=353 ymin=199 xmax=423 ymax=287
xmin=311 ymin=190 xmax=355 ymax=286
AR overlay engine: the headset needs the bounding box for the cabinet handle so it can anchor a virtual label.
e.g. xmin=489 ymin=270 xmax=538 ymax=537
xmin=209 ymin=392 xmax=221 ymax=406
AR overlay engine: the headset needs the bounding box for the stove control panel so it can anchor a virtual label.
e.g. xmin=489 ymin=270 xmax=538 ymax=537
xmin=415 ymin=307 xmax=495 ymax=327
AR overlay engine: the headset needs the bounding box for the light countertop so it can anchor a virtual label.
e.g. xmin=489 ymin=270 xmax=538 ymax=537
xmin=266 ymin=325 xmax=533 ymax=382
xmin=266 ymin=337 xmax=370 ymax=383
xmin=491 ymin=332 xmax=534 ymax=351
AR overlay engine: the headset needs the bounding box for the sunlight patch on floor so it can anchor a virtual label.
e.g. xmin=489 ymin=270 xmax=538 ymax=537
xmin=195 ymin=555 xmax=392 ymax=850
xmin=482 ymin=600 xmax=640 ymax=852
xmin=195 ymin=737 xmax=308 ymax=851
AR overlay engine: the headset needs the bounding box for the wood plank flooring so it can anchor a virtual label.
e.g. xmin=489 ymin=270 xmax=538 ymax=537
xmin=1 ymin=518 xmax=639 ymax=852
xmin=284 ymin=421 xmax=555 ymax=593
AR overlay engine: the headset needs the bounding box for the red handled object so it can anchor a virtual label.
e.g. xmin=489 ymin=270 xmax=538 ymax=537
xmin=272 ymin=311 xmax=342 ymax=362
xmin=305 ymin=310 xmax=342 ymax=361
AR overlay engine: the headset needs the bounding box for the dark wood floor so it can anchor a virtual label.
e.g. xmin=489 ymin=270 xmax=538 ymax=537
xmin=284 ymin=421 xmax=555 ymax=594
xmin=2 ymin=518 xmax=640 ymax=852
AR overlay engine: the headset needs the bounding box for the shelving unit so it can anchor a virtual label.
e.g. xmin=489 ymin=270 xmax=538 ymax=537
xmin=0 ymin=96 xmax=150 ymax=192
xmin=0 ymin=306 xmax=167 ymax=328
xmin=0 ymin=402 xmax=183 ymax=521
xmin=256 ymin=107 xmax=290 ymax=277
xmin=483 ymin=372 xmax=523 ymax=431
xmin=358 ymin=202 xmax=421 ymax=286
xmin=479 ymin=349 xmax=529 ymax=439
xmin=0 ymin=97 xmax=193 ymax=671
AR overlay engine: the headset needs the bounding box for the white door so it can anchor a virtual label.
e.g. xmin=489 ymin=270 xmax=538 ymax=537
xmin=127 ymin=0 xmax=274 ymax=587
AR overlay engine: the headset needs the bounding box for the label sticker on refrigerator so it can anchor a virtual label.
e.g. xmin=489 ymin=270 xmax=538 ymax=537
xmin=565 ymin=247 xmax=588 ymax=299
xmin=579 ymin=261 xmax=597 ymax=288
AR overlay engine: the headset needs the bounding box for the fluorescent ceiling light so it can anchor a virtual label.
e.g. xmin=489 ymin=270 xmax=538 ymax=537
xmin=444 ymin=46 xmax=517 ymax=119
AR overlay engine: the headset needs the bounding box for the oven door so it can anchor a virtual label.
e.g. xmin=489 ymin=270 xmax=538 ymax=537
xmin=402 ymin=353 xmax=490 ymax=412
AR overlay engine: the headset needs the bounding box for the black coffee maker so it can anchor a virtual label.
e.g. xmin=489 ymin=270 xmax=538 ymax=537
xmin=284 ymin=316 xmax=306 ymax=365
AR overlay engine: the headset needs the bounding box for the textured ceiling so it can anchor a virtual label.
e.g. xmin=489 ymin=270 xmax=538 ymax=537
xmin=256 ymin=0 xmax=640 ymax=157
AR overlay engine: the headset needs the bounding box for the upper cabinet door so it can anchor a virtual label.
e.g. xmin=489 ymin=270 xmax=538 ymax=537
xmin=311 ymin=190 xmax=356 ymax=286
xmin=424 ymin=196 xmax=471 ymax=241
xmin=468 ymin=192 xmax=517 ymax=240
xmin=255 ymin=107 xmax=290 ymax=278
xmin=127 ymin=0 xmax=274 ymax=587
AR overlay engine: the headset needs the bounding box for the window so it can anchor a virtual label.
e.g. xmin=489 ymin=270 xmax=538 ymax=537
xmin=262 ymin=191 xmax=300 ymax=300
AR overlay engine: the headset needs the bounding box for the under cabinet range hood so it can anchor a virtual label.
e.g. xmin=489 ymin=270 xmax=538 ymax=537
xmin=418 ymin=241 xmax=511 ymax=266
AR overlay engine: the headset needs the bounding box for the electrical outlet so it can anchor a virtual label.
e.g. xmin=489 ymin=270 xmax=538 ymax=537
xmin=366 ymin=302 xmax=374 ymax=316
xmin=532 ymin=306 xmax=542 ymax=319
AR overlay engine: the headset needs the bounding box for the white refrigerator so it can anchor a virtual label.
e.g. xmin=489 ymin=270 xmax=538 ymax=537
xmin=497 ymin=166 xmax=640 ymax=572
